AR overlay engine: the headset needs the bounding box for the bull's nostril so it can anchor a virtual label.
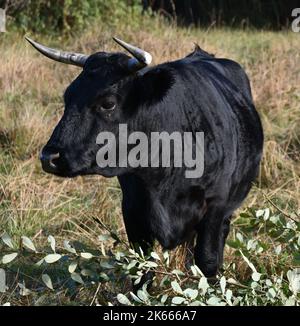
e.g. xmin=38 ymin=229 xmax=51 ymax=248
xmin=49 ymin=153 xmax=60 ymax=168
xmin=40 ymin=149 xmax=60 ymax=172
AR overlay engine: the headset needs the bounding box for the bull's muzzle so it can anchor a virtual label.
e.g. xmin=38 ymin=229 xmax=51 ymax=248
xmin=40 ymin=149 xmax=60 ymax=174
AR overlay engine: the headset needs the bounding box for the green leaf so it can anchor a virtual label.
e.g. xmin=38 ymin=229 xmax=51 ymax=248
xmin=134 ymin=276 xmax=141 ymax=285
xmin=265 ymin=279 xmax=272 ymax=287
xmin=198 ymin=277 xmax=209 ymax=295
xmin=191 ymin=265 xmax=203 ymax=276
xmin=42 ymin=274 xmax=53 ymax=290
xmin=171 ymin=296 xmax=186 ymax=305
xmin=71 ymin=272 xmax=84 ymax=285
xmin=80 ymin=252 xmax=93 ymax=259
xmin=252 ymin=272 xmax=261 ymax=282
xmin=68 ymin=261 xmax=78 ymax=273
xmin=0 ymin=269 xmax=6 ymax=293
xmin=190 ymin=301 xmax=202 ymax=306
xmin=139 ymin=247 xmax=145 ymax=259
xmin=236 ymin=232 xmax=244 ymax=243
xmin=81 ymin=269 xmax=93 ymax=277
xmin=256 ymin=209 xmax=265 ymax=218
xmin=171 ymin=281 xmax=183 ymax=294
xmin=292 ymin=253 xmax=300 ymax=265
xmin=98 ymin=234 xmax=111 ymax=242
xmin=191 ymin=265 xmax=198 ymax=276
xmin=115 ymin=251 xmax=125 ymax=261
xmin=21 ymin=236 xmax=36 ymax=252
xmin=183 ymin=288 xmax=198 ymax=300
xmin=270 ymin=215 xmax=280 ymax=224
xmin=220 ymin=276 xmax=226 ymax=295
xmin=227 ymin=278 xmax=238 ymax=285
xmin=263 ymin=208 xmax=270 ymax=221
xmin=35 ymin=258 xmax=44 ymax=266
xmin=239 ymin=250 xmax=257 ymax=273
xmin=2 ymin=253 xmax=18 ymax=264
xmin=159 ymin=275 xmax=169 ymax=287
xmin=285 ymin=296 xmax=296 ymax=306
xmin=150 ymin=252 xmax=160 ymax=260
xmin=161 ymin=294 xmax=168 ymax=304
xmin=18 ymin=282 xmax=31 ymax=296
xmin=137 ymin=289 xmax=148 ymax=302
xmin=130 ymin=292 xmax=143 ymax=304
xmin=47 ymin=235 xmax=56 ymax=253
xmin=251 ymin=281 xmax=258 ymax=289
xmin=287 ymin=269 xmax=300 ymax=295
xmin=225 ymin=289 xmax=233 ymax=302
xmin=63 ymin=240 xmax=76 ymax=254
xmin=145 ymin=261 xmax=158 ymax=268
xmin=126 ymin=260 xmax=137 ymax=270
xmin=207 ymin=296 xmax=222 ymax=306
xmin=117 ymin=293 xmax=131 ymax=305
xmin=274 ymin=245 xmax=282 ymax=255
xmin=226 ymin=240 xmax=239 ymax=249
xmin=172 ymin=269 xmax=185 ymax=276
xmin=1 ymin=232 xmax=14 ymax=249
xmin=163 ymin=251 xmax=169 ymax=261
xmin=129 ymin=249 xmax=139 ymax=258
xmin=257 ymin=246 xmax=263 ymax=254
xmin=99 ymin=272 xmax=109 ymax=281
xmin=44 ymin=254 xmax=62 ymax=264
xmin=267 ymin=288 xmax=276 ymax=299
xmin=247 ymin=239 xmax=257 ymax=251
xmin=286 ymin=221 xmax=297 ymax=230
xmin=100 ymin=261 xmax=114 ymax=269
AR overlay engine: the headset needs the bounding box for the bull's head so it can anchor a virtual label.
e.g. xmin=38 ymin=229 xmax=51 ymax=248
xmin=26 ymin=37 xmax=167 ymax=178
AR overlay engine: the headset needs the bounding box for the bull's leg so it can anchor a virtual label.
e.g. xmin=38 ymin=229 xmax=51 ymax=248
xmin=218 ymin=215 xmax=231 ymax=270
xmin=194 ymin=209 xmax=228 ymax=278
xmin=122 ymin=210 xmax=153 ymax=254
xmin=122 ymin=204 xmax=154 ymax=292
xmin=119 ymin=174 xmax=153 ymax=252
xmin=118 ymin=174 xmax=154 ymax=291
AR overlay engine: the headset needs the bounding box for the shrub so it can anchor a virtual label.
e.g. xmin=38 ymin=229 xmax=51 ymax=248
xmin=6 ymin=0 xmax=142 ymax=34
xmin=0 ymin=208 xmax=299 ymax=306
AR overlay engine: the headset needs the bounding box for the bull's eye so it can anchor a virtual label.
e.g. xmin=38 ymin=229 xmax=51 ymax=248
xmin=100 ymin=98 xmax=116 ymax=111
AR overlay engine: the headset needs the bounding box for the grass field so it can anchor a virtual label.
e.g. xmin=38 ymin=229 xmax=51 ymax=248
xmin=0 ymin=18 xmax=299 ymax=305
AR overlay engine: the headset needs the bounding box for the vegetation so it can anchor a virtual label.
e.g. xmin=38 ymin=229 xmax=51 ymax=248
xmin=2 ymin=0 xmax=298 ymax=33
xmin=0 ymin=6 xmax=299 ymax=306
xmin=2 ymin=0 xmax=142 ymax=34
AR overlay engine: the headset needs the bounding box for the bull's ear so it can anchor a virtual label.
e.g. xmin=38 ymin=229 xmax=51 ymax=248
xmin=122 ymin=67 xmax=175 ymax=116
xmin=136 ymin=67 xmax=175 ymax=105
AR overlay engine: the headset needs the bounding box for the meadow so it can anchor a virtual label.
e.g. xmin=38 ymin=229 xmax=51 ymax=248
xmin=0 ymin=16 xmax=299 ymax=305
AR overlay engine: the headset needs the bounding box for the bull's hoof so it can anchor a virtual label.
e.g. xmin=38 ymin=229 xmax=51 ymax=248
xmin=195 ymin=257 xmax=219 ymax=279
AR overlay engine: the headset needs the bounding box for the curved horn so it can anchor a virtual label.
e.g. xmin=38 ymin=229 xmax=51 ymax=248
xmin=113 ymin=37 xmax=152 ymax=71
xmin=25 ymin=36 xmax=88 ymax=68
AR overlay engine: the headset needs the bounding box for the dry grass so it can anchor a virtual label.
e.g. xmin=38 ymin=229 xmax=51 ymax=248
xmin=0 ymin=19 xmax=299 ymax=305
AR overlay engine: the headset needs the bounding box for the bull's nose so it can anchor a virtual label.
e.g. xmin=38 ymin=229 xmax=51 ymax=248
xmin=40 ymin=149 xmax=60 ymax=173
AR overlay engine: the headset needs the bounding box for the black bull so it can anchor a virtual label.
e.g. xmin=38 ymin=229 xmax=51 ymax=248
xmin=27 ymin=38 xmax=263 ymax=280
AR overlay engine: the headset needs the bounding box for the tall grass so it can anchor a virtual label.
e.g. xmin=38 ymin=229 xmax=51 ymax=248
xmin=0 ymin=18 xmax=299 ymax=305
